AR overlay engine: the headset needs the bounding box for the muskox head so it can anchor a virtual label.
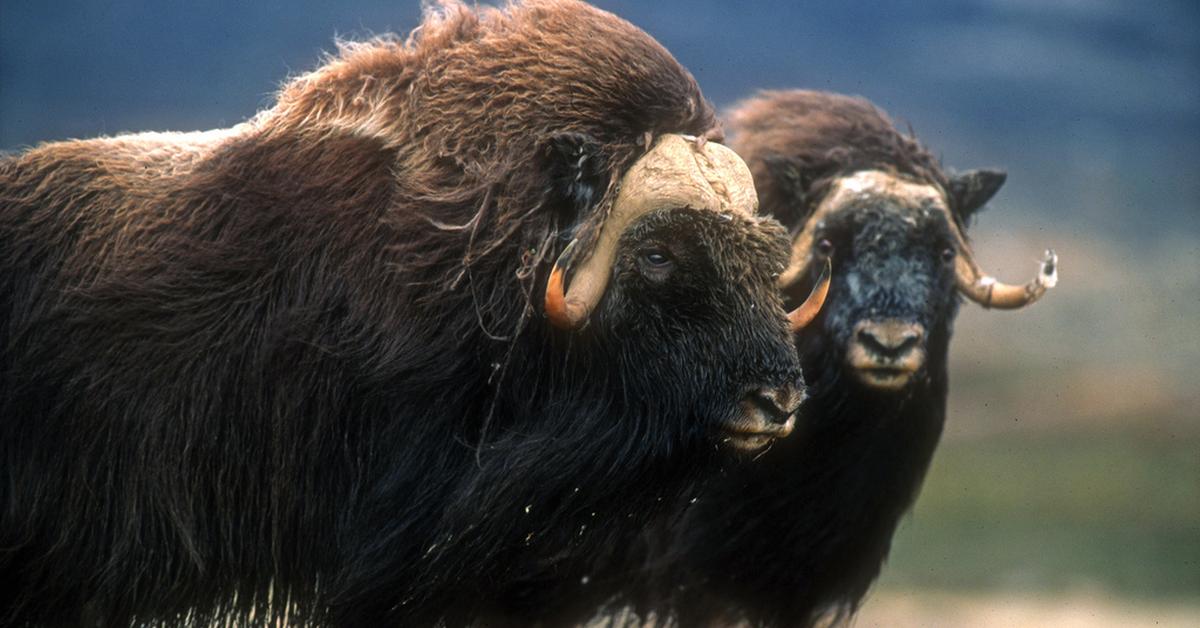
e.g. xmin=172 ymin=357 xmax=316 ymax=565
xmin=541 ymin=132 xmax=829 ymax=450
xmin=732 ymin=90 xmax=1056 ymax=394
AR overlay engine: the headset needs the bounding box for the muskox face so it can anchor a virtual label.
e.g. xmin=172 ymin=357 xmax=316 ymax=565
xmin=787 ymin=171 xmax=965 ymax=392
xmin=541 ymin=134 xmax=825 ymax=452
xmin=776 ymin=166 xmax=1057 ymax=395
xmin=599 ymin=207 xmax=805 ymax=451
xmin=772 ymin=168 xmax=1031 ymax=396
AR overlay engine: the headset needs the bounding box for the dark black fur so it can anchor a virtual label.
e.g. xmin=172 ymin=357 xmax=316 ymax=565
xmin=612 ymin=90 xmax=1009 ymax=627
xmin=656 ymin=204 xmax=961 ymax=628
xmin=0 ymin=4 xmax=803 ymax=626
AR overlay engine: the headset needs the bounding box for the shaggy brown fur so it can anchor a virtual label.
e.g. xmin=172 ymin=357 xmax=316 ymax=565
xmin=728 ymin=90 xmax=959 ymax=229
xmin=0 ymin=2 xmax=808 ymax=626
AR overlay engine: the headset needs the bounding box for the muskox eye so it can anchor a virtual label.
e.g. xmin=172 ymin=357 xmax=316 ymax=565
xmin=940 ymin=247 xmax=956 ymax=264
xmin=642 ymin=249 xmax=671 ymax=266
xmin=637 ymin=248 xmax=674 ymax=281
xmin=816 ymin=238 xmax=835 ymax=258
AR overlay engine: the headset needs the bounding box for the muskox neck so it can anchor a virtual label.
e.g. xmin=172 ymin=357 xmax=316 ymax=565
xmin=664 ymin=365 xmax=950 ymax=627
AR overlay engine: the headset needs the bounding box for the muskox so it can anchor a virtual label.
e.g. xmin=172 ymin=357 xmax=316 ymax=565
xmin=0 ymin=5 xmax=829 ymax=625
xmin=612 ymin=90 xmax=1058 ymax=627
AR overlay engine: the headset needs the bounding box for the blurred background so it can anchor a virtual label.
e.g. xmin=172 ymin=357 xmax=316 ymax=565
xmin=2 ymin=1 xmax=1196 ymax=625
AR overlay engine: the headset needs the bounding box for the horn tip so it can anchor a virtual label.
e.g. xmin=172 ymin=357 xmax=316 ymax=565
xmin=545 ymin=239 xmax=587 ymax=330
xmin=787 ymin=259 xmax=832 ymax=332
xmin=1039 ymin=249 xmax=1058 ymax=289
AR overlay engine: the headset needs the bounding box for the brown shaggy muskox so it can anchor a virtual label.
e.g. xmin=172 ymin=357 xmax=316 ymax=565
xmin=607 ymin=90 xmax=1056 ymax=627
xmin=0 ymin=4 xmax=828 ymax=626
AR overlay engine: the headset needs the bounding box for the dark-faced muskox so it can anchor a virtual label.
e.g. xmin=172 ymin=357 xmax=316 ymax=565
xmin=612 ymin=90 xmax=1058 ymax=627
xmin=0 ymin=5 xmax=831 ymax=626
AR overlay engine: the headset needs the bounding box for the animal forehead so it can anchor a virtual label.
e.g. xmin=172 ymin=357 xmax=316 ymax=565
xmin=780 ymin=170 xmax=952 ymax=289
xmin=827 ymin=170 xmax=947 ymax=213
xmin=624 ymin=207 xmax=790 ymax=265
xmin=813 ymin=169 xmax=954 ymax=235
xmin=615 ymin=135 xmax=759 ymax=219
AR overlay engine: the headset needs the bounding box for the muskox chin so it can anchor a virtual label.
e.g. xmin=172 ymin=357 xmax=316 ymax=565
xmin=0 ymin=2 xmax=804 ymax=626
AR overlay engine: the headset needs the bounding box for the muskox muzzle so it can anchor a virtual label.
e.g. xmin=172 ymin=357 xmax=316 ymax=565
xmin=722 ymin=380 xmax=806 ymax=452
xmin=846 ymin=319 xmax=926 ymax=390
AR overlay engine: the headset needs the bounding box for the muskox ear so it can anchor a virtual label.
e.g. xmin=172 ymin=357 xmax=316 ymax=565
xmin=542 ymin=132 xmax=606 ymax=228
xmin=763 ymin=155 xmax=814 ymax=204
xmin=948 ymin=169 xmax=1006 ymax=224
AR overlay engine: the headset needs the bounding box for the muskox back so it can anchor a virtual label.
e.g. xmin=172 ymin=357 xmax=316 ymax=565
xmin=0 ymin=3 xmax=809 ymax=626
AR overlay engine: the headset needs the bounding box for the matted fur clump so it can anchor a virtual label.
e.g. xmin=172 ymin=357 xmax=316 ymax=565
xmin=0 ymin=2 xmax=806 ymax=626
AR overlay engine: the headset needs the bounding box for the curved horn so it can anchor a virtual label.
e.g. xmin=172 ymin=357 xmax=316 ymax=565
xmin=544 ymin=134 xmax=758 ymax=329
xmin=775 ymin=168 xmax=1057 ymax=312
xmin=787 ymin=258 xmax=831 ymax=332
xmin=545 ymin=239 xmax=587 ymax=329
xmin=954 ymin=246 xmax=1057 ymax=309
xmin=931 ymin=172 xmax=1059 ymax=309
xmin=776 ymin=171 xmax=912 ymax=289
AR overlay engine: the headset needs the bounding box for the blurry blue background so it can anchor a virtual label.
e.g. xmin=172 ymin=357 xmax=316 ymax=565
xmin=2 ymin=1 xmax=1197 ymax=624
xmin=3 ymin=0 xmax=1197 ymax=237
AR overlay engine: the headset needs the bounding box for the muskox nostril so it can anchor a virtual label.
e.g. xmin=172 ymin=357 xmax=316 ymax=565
xmin=856 ymin=328 xmax=886 ymax=354
xmin=857 ymin=328 xmax=903 ymax=357
xmin=856 ymin=322 xmax=923 ymax=358
xmin=750 ymin=385 xmax=802 ymax=425
xmin=893 ymin=333 xmax=920 ymax=354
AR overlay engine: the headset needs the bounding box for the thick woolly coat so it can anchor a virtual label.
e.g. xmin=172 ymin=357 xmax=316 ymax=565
xmin=0 ymin=3 xmax=803 ymax=626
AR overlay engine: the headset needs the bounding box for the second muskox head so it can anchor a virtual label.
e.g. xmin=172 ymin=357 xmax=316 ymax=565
xmin=730 ymin=90 xmax=1056 ymax=396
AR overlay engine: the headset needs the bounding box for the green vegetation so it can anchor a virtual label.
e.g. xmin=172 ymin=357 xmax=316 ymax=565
xmin=877 ymin=425 xmax=1200 ymax=601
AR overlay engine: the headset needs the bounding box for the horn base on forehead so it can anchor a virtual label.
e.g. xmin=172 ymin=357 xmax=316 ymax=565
xmin=778 ymin=169 xmax=1058 ymax=312
xmin=956 ymin=248 xmax=1057 ymax=310
xmin=543 ymin=133 xmax=759 ymax=329
xmin=779 ymin=170 xmax=942 ymax=290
